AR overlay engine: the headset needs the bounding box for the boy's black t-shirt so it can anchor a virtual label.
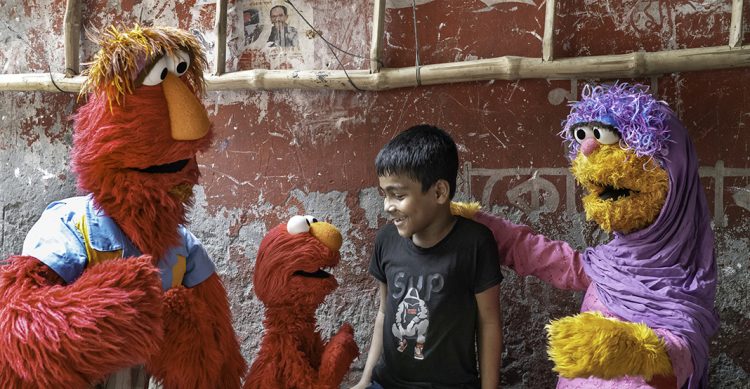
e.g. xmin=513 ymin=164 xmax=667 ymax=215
xmin=369 ymin=216 xmax=502 ymax=389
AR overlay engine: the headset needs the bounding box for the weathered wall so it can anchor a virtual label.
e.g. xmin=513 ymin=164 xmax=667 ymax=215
xmin=1 ymin=0 xmax=748 ymax=387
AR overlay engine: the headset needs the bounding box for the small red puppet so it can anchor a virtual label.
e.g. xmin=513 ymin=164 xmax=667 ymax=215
xmin=0 ymin=25 xmax=246 ymax=388
xmin=244 ymin=215 xmax=359 ymax=389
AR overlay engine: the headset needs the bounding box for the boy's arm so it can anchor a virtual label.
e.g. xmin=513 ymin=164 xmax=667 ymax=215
xmin=476 ymin=284 xmax=502 ymax=389
xmin=352 ymin=282 xmax=387 ymax=389
xmin=474 ymin=211 xmax=590 ymax=291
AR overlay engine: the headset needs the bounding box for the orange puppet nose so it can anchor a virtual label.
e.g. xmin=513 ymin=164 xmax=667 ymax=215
xmin=162 ymin=72 xmax=210 ymax=140
xmin=309 ymin=222 xmax=343 ymax=252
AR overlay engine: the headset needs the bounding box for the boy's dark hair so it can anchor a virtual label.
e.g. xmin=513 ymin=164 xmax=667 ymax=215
xmin=375 ymin=124 xmax=459 ymax=199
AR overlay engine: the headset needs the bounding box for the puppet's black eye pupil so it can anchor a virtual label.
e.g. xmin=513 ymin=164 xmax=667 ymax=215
xmin=176 ymin=62 xmax=188 ymax=73
xmin=312 ymin=218 xmax=318 ymax=223
xmin=593 ymin=128 xmax=601 ymax=139
xmin=576 ymin=129 xmax=586 ymax=140
xmin=160 ymin=68 xmax=168 ymax=80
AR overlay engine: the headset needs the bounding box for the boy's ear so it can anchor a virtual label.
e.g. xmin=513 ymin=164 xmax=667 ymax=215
xmin=434 ymin=179 xmax=451 ymax=204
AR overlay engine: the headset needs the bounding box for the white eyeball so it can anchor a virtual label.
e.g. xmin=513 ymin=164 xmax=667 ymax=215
xmin=592 ymin=125 xmax=621 ymax=145
xmin=167 ymin=49 xmax=191 ymax=77
xmin=287 ymin=215 xmax=310 ymax=234
xmin=572 ymin=125 xmax=594 ymax=143
xmin=142 ymin=56 xmax=169 ymax=86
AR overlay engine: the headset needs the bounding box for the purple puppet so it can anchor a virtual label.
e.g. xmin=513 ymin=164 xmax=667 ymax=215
xmin=453 ymin=83 xmax=719 ymax=388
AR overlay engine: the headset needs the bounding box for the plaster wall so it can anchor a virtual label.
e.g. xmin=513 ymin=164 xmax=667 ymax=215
xmin=0 ymin=0 xmax=748 ymax=387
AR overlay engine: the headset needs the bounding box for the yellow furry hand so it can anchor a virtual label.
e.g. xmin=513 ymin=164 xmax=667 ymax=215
xmin=450 ymin=201 xmax=481 ymax=219
xmin=546 ymin=312 xmax=673 ymax=380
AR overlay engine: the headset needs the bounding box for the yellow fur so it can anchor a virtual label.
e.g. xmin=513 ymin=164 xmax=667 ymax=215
xmin=571 ymin=145 xmax=668 ymax=234
xmin=450 ymin=201 xmax=481 ymax=219
xmin=546 ymin=312 xmax=673 ymax=380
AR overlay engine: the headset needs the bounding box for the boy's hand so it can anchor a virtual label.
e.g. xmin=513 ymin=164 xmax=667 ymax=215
xmin=546 ymin=311 xmax=673 ymax=380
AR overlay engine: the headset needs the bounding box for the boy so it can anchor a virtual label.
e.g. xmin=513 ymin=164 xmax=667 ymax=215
xmin=354 ymin=125 xmax=503 ymax=389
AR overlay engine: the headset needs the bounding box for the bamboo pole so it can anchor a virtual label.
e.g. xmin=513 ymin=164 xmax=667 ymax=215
xmin=370 ymin=0 xmax=386 ymax=73
xmin=63 ymin=0 xmax=81 ymax=77
xmin=0 ymin=74 xmax=85 ymax=92
xmin=214 ymin=0 xmax=228 ymax=75
xmin=729 ymin=0 xmax=744 ymax=48
xmin=542 ymin=0 xmax=556 ymax=61
xmin=3 ymin=45 xmax=750 ymax=92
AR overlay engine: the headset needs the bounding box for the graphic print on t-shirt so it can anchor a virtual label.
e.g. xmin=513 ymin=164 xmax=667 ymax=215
xmin=392 ymin=287 xmax=430 ymax=360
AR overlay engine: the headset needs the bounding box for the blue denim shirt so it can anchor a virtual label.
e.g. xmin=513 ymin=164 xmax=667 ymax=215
xmin=22 ymin=195 xmax=215 ymax=290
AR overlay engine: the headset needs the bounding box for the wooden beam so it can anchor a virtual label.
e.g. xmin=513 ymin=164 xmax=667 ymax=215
xmin=370 ymin=0 xmax=386 ymax=73
xmin=730 ymin=0 xmax=744 ymax=48
xmin=204 ymin=45 xmax=750 ymax=90
xmin=0 ymin=74 xmax=85 ymax=93
xmin=3 ymin=45 xmax=750 ymax=92
xmin=214 ymin=0 xmax=228 ymax=75
xmin=542 ymin=0 xmax=556 ymax=61
xmin=63 ymin=0 xmax=81 ymax=77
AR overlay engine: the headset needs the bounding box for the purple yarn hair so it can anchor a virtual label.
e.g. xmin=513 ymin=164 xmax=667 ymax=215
xmin=560 ymin=83 xmax=674 ymax=164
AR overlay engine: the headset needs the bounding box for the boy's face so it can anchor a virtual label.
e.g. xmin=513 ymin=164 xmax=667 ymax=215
xmin=378 ymin=173 xmax=439 ymax=240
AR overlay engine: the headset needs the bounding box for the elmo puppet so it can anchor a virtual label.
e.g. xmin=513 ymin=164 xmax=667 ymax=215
xmin=453 ymin=83 xmax=718 ymax=388
xmin=0 ymin=25 xmax=246 ymax=388
xmin=244 ymin=215 xmax=359 ymax=389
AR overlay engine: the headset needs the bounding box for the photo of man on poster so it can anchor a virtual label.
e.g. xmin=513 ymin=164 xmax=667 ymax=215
xmin=267 ymin=5 xmax=299 ymax=49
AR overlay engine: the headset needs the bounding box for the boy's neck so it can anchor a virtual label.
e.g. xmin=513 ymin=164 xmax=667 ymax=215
xmin=412 ymin=207 xmax=456 ymax=249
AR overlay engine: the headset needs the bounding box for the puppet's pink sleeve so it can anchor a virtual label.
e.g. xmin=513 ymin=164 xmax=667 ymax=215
xmin=474 ymin=211 xmax=590 ymax=291
xmin=654 ymin=329 xmax=693 ymax=387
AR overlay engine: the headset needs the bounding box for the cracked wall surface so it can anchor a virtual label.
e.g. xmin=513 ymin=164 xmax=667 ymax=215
xmin=1 ymin=1 xmax=748 ymax=387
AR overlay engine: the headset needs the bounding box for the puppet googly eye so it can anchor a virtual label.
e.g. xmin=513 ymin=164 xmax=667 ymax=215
xmin=572 ymin=126 xmax=594 ymax=143
xmin=304 ymin=215 xmax=319 ymax=225
xmin=593 ymin=126 xmax=620 ymax=145
xmin=166 ymin=50 xmax=191 ymax=77
xmin=142 ymin=56 xmax=169 ymax=86
xmin=287 ymin=215 xmax=310 ymax=234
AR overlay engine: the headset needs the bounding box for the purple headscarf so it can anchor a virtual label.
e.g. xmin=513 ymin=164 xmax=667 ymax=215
xmin=577 ymin=100 xmax=719 ymax=387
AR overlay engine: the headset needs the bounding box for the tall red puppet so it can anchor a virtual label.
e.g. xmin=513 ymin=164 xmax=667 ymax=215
xmin=0 ymin=25 xmax=246 ymax=388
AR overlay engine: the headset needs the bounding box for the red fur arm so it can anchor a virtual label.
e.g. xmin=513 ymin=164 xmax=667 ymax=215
xmin=147 ymin=273 xmax=246 ymax=388
xmin=318 ymin=323 xmax=359 ymax=388
xmin=0 ymin=255 xmax=163 ymax=388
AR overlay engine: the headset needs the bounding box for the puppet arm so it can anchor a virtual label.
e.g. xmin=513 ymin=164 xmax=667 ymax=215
xmin=317 ymin=323 xmax=359 ymax=388
xmin=0 ymin=255 xmax=163 ymax=388
xmin=244 ymin=333 xmax=320 ymax=389
xmin=452 ymin=202 xmax=590 ymax=291
xmin=546 ymin=312 xmax=673 ymax=381
xmin=147 ymin=273 xmax=246 ymax=389
xmin=646 ymin=329 xmax=692 ymax=388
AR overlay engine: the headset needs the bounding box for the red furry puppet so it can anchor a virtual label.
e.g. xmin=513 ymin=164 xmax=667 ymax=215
xmin=244 ymin=215 xmax=359 ymax=389
xmin=0 ymin=25 xmax=246 ymax=388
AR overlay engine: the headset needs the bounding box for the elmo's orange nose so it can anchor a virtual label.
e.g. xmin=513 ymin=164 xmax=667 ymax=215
xmin=162 ymin=72 xmax=210 ymax=140
xmin=309 ymin=222 xmax=342 ymax=252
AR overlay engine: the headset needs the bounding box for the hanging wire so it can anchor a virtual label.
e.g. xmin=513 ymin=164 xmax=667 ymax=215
xmin=412 ymin=0 xmax=422 ymax=86
xmin=284 ymin=0 xmax=385 ymax=91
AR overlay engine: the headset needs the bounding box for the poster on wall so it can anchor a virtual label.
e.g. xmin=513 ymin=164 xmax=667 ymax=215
xmin=237 ymin=0 xmax=315 ymax=70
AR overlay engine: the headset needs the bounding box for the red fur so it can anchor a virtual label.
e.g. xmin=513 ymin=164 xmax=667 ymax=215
xmin=147 ymin=274 xmax=247 ymax=388
xmin=0 ymin=255 xmax=163 ymax=387
xmin=72 ymin=87 xmax=212 ymax=258
xmin=244 ymin=225 xmax=359 ymax=389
